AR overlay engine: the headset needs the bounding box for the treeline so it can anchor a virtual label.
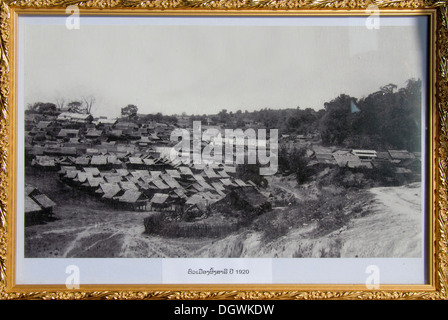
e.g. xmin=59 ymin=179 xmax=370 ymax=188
xmin=193 ymin=107 xmax=324 ymax=135
xmin=319 ymin=79 xmax=422 ymax=152
xmin=205 ymin=78 xmax=422 ymax=153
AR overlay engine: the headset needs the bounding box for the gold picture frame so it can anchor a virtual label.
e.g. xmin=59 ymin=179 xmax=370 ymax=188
xmin=0 ymin=0 xmax=447 ymax=300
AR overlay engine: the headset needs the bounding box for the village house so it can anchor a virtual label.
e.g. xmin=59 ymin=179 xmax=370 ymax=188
xmin=149 ymin=193 xmax=170 ymax=211
xmin=57 ymin=112 xmax=94 ymax=125
xmin=25 ymin=185 xmax=56 ymax=226
xmin=332 ymin=150 xmax=373 ymax=169
xmin=211 ymin=186 xmax=271 ymax=216
xmin=114 ymin=189 xmax=148 ymax=211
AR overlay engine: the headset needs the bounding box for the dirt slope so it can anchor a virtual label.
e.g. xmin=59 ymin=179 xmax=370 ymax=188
xmin=192 ymin=182 xmax=423 ymax=258
xmin=25 ymin=168 xmax=422 ymax=258
xmin=337 ymin=182 xmax=422 ymax=257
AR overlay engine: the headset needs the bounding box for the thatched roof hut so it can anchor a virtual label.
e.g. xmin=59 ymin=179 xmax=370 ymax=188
xmin=212 ymin=186 xmax=271 ymax=216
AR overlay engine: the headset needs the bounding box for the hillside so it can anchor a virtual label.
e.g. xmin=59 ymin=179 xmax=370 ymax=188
xmin=192 ymin=182 xmax=422 ymax=258
xmin=25 ymin=166 xmax=422 ymax=258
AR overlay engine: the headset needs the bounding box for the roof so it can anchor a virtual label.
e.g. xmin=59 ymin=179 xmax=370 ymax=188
xmin=65 ymin=170 xmax=80 ymax=179
xmin=130 ymin=170 xmax=150 ymax=179
xmin=333 ymin=152 xmax=373 ymax=169
xmin=395 ymin=167 xmax=413 ymax=174
xmin=61 ymin=147 xmax=77 ymax=155
xmin=109 ymin=130 xmax=123 ymax=137
xmin=57 ymin=129 xmax=80 ymax=137
xmin=193 ymin=174 xmax=205 ymax=182
xmin=185 ymin=193 xmax=207 ymax=205
xmin=86 ymin=129 xmax=103 ymax=137
xmin=36 ymin=121 xmax=52 ymax=129
xmin=75 ymin=157 xmax=90 ymax=165
xmin=161 ymin=174 xmax=183 ymax=189
xmin=86 ymin=177 xmax=105 ymax=187
xmin=59 ymin=165 xmax=76 ymax=174
xmin=150 ymin=193 xmax=169 ymax=204
xmin=376 ymin=151 xmax=392 ymax=160
xmin=223 ymin=165 xmax=236 ymax=173
xmin=150 ymin=178 xmax=170 ymax=190
xmin=138 ymin=136 xmax=151 ymax=143
xmin=128 ymin=157 xmax=144 ymax=164
xmin=166 ymin=169 xmax=181 ymax=178
xmin=247 ymin=180 xmax=257 ymax=187
xmin=150 ymin=171 xmax=162 ymax=178
xmin=32 ymin=194 xmax=56 ymax=209
xmin=25 ymin=195 xmax=43 ymax=213
xmin=90 ymin=155 xmax=108 ymax=165
xmin=100 ymin=183 xmax=122 ymax=199
xmin=126 ymin=176 xmax=141 ymax=184
xmin=83 ymin=167 xmax=101 ymax=176
xmin=25 ymin=185 xmax=37 ymax=196
xmin=58 ymin=112 xmax=93 ymax=121
xmin=204 ymin=168 xmax=220 ymax=179
xmin=178 ymin=166 xmax=193 ymax=176
xmin=211 ymin=181 xmax=225 ymax=191
xmin=388 ymin=150 xmax=416 ymax=160
xmin=33 ymin=156 xmax=55 ymax=167
xmin=333 ymin=151 xmax=360 ymax=167
xmin=211 ymin=182 xmax=226 ymax=196
xmin=115 ymin=169 xmax=129 ymax=176
xmin=76 ymin=172 xmax=91 ymax=183
xmin=117 ymin=190 xmax=143 ymax=203
xmin=171 ymin=188 xmax=187 ymax=199
xmin=97 ymin=117 xmax=117 ymax=125
xmin=217 ymin=170 xmax=229 ymax=178
xmin=143 ymin=158 xmax=156 ymax=166
xmin=114 ymin=121 xmax=138 ymax=129
xmin=232 ymin=187 xmax=269 ymax=208
xmin=220 ymin=179 xmax=235 ymax=186
xmin=119 ymin=181 xmax=139 ymax=191
xmin=234 ymin=179 xmax=248 ymax=187
xmin=352 ymin=149 xmax=377 ymax=158
xmin=104 ymin=175 xmax=122 ymax=184
xmin=107 ymin=155 xmax=121 ymax=164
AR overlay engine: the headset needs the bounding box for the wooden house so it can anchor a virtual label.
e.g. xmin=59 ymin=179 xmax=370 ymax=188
xmin=211 ymin=186 xmax=271 ymax=216
xmin=149 ymin=193 xmax=170 ymax=211
xmin=115 ymin=190 xmax=148 ymax=210
xmin=24 ymin=185 xmax=56 ymax=226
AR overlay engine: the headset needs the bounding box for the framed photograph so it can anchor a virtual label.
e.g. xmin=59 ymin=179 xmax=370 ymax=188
xmin=1 ymin=0 xmax=447 ymax=300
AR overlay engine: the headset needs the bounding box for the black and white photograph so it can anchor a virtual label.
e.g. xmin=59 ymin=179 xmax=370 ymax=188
xmin=16 ymin=14 xmax=428 ymax=284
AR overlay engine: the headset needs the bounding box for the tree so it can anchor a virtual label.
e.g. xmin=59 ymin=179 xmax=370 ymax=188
xmin=82 ymin=95 xmax=95 ymax=114
xmin=27 ymin=102 xmax=57 ymax=114
xmin=380 ymin=83 xmax=398 ymax=94
xmin=319 ymin=94 xmax=355 ymax=146
xmin=351 ymin=79 xmax=422 ymax=151
xmin=67 ymin=101 xmax=84 ymax=113
xmin=277 ymin=146 xmax=313 ymax=184
xmin=121 ymin=104 xmax=138 ymax=119
xmin=55 ymin=97 xmax=65 ymax=110
xmin=218 ymin=109 xmax=229 ymax=124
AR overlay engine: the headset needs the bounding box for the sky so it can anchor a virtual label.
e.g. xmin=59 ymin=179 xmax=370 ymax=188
xmin=20 ymin=15 xmax=428 ymax=118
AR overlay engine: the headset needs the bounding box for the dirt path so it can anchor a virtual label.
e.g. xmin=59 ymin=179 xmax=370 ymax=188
xmin=336 ymin=183 xmax=423 ymax=257
xmin=195 ymin=183 xmax=423 ymax=258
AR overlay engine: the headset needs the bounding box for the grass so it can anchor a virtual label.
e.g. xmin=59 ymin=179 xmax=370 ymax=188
xmin=144 ymin=212 xmax=251 ymax=239
xmin=251 ymin=187 xmax=371 ymax=245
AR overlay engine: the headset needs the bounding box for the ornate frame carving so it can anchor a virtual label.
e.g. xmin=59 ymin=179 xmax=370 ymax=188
xmin=0 ymin=0 xmax=447 ymax=300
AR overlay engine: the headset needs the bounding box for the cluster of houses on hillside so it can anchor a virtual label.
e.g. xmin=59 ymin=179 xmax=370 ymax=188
xmin=280 ymin=134 xmax=422 ymax=180
xmin=25 ymin=112 xmax=175 ymax=164
xmin=56 ymin=158 xmax=260 ymax=214
xmin=25 ymin=110 xmax=272 ymax=222
xmin=25 ymin=108 xmax=422 ymax=225
xmin=308 ymin=146 xmax=421 ymax=177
